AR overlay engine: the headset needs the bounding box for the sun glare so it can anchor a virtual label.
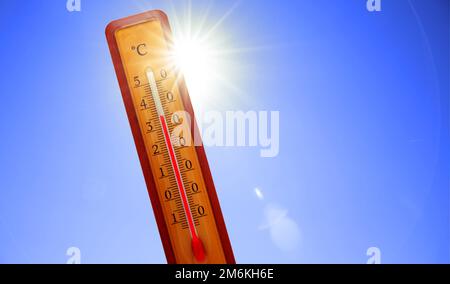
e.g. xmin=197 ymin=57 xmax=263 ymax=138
xmin=172 ymin=36 xmax=215 ymax=109
xmin=160 ymin=1 xmax=248 ymax=114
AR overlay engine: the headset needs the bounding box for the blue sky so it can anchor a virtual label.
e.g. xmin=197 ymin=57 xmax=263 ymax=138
xmin=0 ymin=0 xmax=448 ymax=263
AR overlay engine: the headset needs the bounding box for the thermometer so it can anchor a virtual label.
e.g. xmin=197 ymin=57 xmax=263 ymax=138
xmin=106 ymin=10 xmax=235 ymax=264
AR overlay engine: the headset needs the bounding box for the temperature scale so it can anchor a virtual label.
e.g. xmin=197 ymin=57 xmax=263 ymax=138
xmin=106 ymin=10 xmax=235 ymax=264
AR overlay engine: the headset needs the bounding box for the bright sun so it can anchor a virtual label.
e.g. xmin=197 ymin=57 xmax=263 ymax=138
xmin=164 ymin=2 xmax=246 ymax=114
xmin=172 ymin=37 xmax=214 ymax=108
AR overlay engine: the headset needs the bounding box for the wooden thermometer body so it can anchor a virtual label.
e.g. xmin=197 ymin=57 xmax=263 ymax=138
xmin=106 ymin=10 xmax=235 ymax=264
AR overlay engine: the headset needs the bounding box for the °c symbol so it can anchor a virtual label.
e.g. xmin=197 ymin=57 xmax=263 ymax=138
xmin=132 ymin=43 xmax=148 ymax=56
